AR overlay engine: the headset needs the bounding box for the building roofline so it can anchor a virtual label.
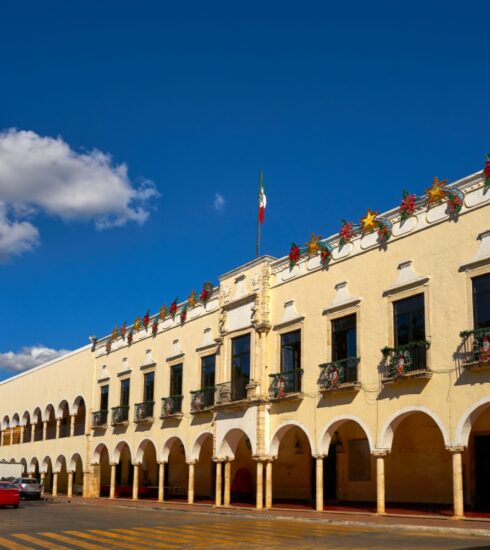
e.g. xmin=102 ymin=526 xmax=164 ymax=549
xmin=218 ymin=255 xmax=277 ymax=282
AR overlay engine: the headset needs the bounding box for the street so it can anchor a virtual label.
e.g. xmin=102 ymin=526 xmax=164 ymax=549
xmin=0 ymin=501 xmax=489 ymax=549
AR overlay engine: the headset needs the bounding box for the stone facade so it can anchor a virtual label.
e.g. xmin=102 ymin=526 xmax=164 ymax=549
xmin=1 ymin=168 xmax=490 ymax=517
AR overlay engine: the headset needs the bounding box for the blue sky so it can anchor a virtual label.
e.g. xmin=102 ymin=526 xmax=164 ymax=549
xmin=0 ymin=1 xmax=489 ymax=379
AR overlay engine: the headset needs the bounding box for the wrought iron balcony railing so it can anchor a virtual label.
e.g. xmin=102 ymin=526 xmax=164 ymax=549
xmin=134 ymin=401 xmax=155 ymax=422
xmin=161 ymin=395 xmax=183 ymax=417
xmin=269 ymin=369 xmax=303 ymax=399
xmin=460 ymin=327 xmax=490 ymax=367
xmin=190 ymin=387 xmax=215 ymax=412
xmin=92 ymin=410 xmax=108 ymax=428
xmin=319 ymin=357 xmax=360 ymax=390
xmin=215 ymin=380 xmax=248 ymax=404
xmin=111 ymin=405 xmax=129 ymax=425
xmin=381 ymin=340 xmax=430 ymax=380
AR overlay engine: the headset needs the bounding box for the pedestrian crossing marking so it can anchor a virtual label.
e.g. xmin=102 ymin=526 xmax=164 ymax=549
xmin=93 ymin=528 xmax=181 ymax=548
xmin=41 ymin=531 xmax=109 ymax=550
xmin=66 ymin=529 xmax=147 ymax=549
xmin=0 ymin=537 xmax=32 ymax=550
xmin=111 ymin=528 xmax=186 ymax=547
xmin=12 ymin=534 xmax=69 ymax=549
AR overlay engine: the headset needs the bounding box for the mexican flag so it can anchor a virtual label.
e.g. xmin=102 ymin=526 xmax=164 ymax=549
xmin=259 ymin=171 xmax=267 ymax=224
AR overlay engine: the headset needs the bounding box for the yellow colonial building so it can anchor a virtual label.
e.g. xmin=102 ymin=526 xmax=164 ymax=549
xmin=1 ymin=167 xmax=490 ymax=518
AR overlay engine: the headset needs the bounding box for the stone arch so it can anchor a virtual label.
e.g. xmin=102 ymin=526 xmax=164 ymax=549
xmin=91 ymin=443 xmax=109 ymax=465
xmin=41 ymin=456 xmax=53 ymax=474
xmin=29 ymin=457 xmax=39 ymax=473
xmin=32 ymin=407 xmax=42 ymax=425
xmin=43 ymin=403 xmax=56 ymax=422
xmin=57 ymin=399 xmax=70 ymax=419
xmin=112 ymin=440 xmax=132 ymax=464
xmin=191 ymin=431 xmax=214 ymax=462
xmin=378 ymin=406 xmax=450 ymax=450
xmin=161 ymin=436 xmax=187 ymax=463
xmin=318 ymin=415 xmax=374 ymax=455
xmin=135 ymin=438 xmax=158 ymax=464
xmin=19 ymin=458 xmax=27 ymax=476
xmin=22 ymin=410 xmax=30 ymax=426
xmin=69 ymin=452 xmax=83 ymax=472
xmin=218 ymin=428 xmax=256 ymax=459
xmin=269 ymin=421 xmax=315 ymax=458
xmin=71 ymin=395 xmax=86 ymax=416
xmin=11 ymin=413 xmax=20 ymax=427
xmin=2 ymin=415 xmax=10 ymax=430
xmin=455 ymin=396 xmax=490 ymax=447
xmin=54 ymin=455 xmax=66 ymax=474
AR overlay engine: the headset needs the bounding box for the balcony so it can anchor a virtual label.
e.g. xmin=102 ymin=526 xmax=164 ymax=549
xmin=111 ymin=405 xmax=129 ymax=426
xmin=161 ymin=395 xmax=183 ymax=418
xmin=92 ymin=410 xmax=108 ymax=428
xmin=190 ymin=387 xmax=215 ymax=413
xmin=134 ymin=401 xmax=155 ymax=423
xmin=319 ymin=358 xmax=361 ymax=393
xmin=269 ymin=369 xmax=303 ymax=400
xmin=381 ymin=341 xmax=431 ymax=384
xmin=460 ymin=327 xmax=490 ymax=371
xmin=215 ymin=380 xmax=250 ymax=408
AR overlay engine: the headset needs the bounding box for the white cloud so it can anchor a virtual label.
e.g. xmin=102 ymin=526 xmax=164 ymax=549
xmin=0 ymin=128 xmax=159 ymax=260
xmin=213 ymin=192 xmax=225 ymax=212
xmin=0 ymin=345 xmax=70 ymax=373
xmin=0 ymin=203 xmax=39 ymax=262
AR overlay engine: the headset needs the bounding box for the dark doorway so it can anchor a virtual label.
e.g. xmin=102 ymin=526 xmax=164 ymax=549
xmin=324 ymin=445 xmax=337 ymax=501
xmin=475 ymin=435 xmax=490 ymax=509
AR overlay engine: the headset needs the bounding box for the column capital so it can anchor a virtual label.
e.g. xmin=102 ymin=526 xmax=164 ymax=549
xmin=252 ymin=455 xmax=273 ymax=463
xmin=212 ymin=456 xmax=227 ymax=463
xmin=187 ymin=460 xmax=198 ymax=466
xmin=67 ymin=470 xmax=75 ymax=475
xmin=157 ymin=460 xmax=167 ymax=466
xmin=372 ymin=449 xmax=390 ymax=457
xmin=110 ymin=462 xmax=118 ymax=467
xmin=313 ymin=454 xmax=326 ymax=460
xmin=132 ymin=461 xmax=142 ymax=467
xmin=446 ymin=445 xmax=466 ymax=454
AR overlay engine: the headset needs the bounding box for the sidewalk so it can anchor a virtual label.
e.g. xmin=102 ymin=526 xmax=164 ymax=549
xmin=48 ymin=496 xmax=490 ymax=538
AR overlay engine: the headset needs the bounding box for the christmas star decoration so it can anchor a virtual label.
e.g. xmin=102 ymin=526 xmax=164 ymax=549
xmin=426 ymin=177 xmax=447 ymax=205
xmin=306 ymin=233 xmax=322 ymax=257
xmin=360 ymin=209 xmax=379 ymax=233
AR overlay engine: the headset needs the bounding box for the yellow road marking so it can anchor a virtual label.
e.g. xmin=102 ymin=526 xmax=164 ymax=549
xmin=130 ymin=525 xmax=234 ymax=546
xmin=12 ymin=533 xmax=70 ymax=549
xmin=111 ymin=527 xmax=207 ymax=548
xmin=201 ymin=522 xmax=304 ymax=540
xmin=92 ymin=529 xmax=179 ymax=548
xmin=110 ymin=528 xmax=196 ymax=547
xmin=0 ymin=537 xmax=32 ymax=550
xmin=65 ymin=530 xmax=145 ymax=550
xmin=41 ymin=531 xmax=113 ymax=550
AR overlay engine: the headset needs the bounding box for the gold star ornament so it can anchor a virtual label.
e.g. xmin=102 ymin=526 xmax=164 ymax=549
xmin=360 ymin=208 xmax=379 ymax=233
xmin=425 ymin=177 xmax=447 ymax=205
xmin=306 ymin=233 xmax=322 ymax=257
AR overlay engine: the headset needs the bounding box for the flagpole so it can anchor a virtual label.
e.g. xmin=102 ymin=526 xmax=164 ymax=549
xmin=256 ymin=170 xmax=262 ymax=258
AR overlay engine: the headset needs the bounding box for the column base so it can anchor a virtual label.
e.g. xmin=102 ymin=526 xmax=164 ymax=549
xmin=451 ymin=515 xmax=465 ymax=520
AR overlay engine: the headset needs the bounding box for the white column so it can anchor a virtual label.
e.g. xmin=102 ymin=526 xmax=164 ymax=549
xmin=20 ymin=425 xmax=25 ymax=444
xmin=132 ymin=464 xmax=139 ymax=500
xmin=374 ymin=451 xmax=388 ymax=514
xmin=215 ymin=461 xmax=223 ymax=507
xmin=158 ymin=462 xmax=165 ymax=502
xmin=42 ymin=420 xmax=47 ymax=440
xmin=224 ymin=460 xmax=231 ymax=507
xmin=316 ymin=455 xmax=324 ymax=512
xmin=70 ymin=414 xmax=76 ymax=437
xmin=55 ymin=418 xmax=61 ymax=439
xmin=188 ymin=461 xmax=196 ymax=504
xmin=265 ymin=460 xmax=273 ymax=509
xmin=109 ymin=463 xmax=117 ymax=499
xmin=52 ymin=472 xmax=58 ymax=497
xmin=256 ymin=461 xmax=264 ymax=509
xmin=67 ymin=471 xmax=74 ymax=498
xmin=31 ymin=424 xmax=35 ymax=441
xmin=450 ymin=447 xmax=465 ymax=518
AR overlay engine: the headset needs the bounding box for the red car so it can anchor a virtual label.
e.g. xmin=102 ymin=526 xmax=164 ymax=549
xmin=0 ymin=482 xmax=20 ymax=508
